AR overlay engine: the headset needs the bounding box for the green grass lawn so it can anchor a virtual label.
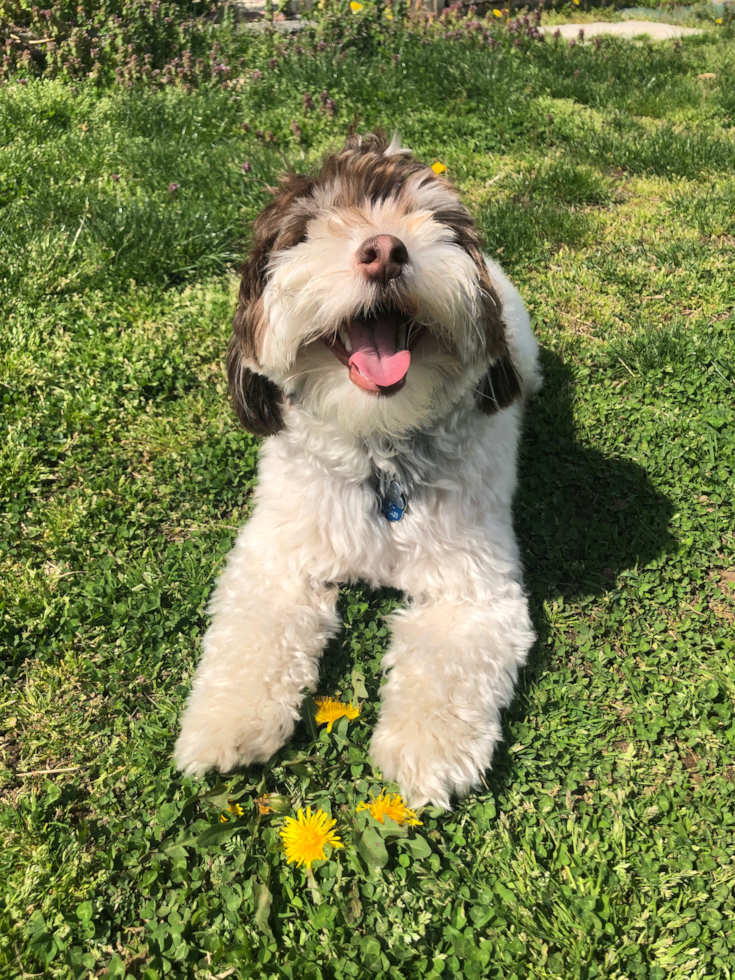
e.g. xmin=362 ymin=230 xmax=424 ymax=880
xmin=1 ymin=23 xmax=735 ymax=980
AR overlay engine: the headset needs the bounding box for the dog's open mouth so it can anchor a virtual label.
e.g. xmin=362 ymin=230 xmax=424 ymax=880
xmin=324 ymin=308 xmax=424 ymax=395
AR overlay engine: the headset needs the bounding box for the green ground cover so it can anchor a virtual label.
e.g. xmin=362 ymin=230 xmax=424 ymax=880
xmin=1 ymin=21 xmax=734 ymax=980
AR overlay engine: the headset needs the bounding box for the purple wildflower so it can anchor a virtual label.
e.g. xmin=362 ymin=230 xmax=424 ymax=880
xmin=111 ymin=174 xmax=121 ymax=181
xmin=241 ymin=161 xmax=251 ymax=173
xmin=168 ymin=182 xmax=180 ymax=194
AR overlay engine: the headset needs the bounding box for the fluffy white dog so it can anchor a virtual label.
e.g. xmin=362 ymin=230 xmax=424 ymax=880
xmin=175 ymin=131 xmax=541 ymax=808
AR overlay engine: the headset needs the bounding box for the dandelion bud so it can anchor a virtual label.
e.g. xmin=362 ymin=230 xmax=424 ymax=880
xmin=257 ymin=793 xmax=291 ymax=815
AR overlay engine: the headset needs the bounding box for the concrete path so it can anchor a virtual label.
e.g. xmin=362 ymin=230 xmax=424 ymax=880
xmin=539 ymin=20 xmax=704 ymax=39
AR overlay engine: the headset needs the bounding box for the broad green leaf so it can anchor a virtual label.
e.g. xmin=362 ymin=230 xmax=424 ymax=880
xmin=196 ymin=822 xmax=241 ymax=848
xmin=75 ymin=901 xmax=94 ymax=923
xmin=404 ymin=834 xmax=432 ymax=859
xmin=301 ymin=695 xmax=319 ymax=742
xmin=253 ymin=879 xmax=274 ymax=940
xmin=351 ymin=667 xmax=368 ymax=700
xmin=357 ymin=826 xmax=389 ymax=868
xmin=360 ymin=936 xmax=383 ymax=973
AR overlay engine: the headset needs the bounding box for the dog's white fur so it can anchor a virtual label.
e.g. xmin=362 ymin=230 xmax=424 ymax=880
xmin=175 ymin=140 xmax=541 ymax=808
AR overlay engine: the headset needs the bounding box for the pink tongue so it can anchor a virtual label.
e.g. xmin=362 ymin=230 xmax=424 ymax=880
xmin=348 ymin=319 xmax=411 ymax=388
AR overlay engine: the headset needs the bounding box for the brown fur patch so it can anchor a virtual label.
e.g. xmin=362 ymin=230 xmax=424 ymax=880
xmin=475 ymin=353 xmax=522 ymax=415
xmin=227 ymin=343 xmax=284 ymax=437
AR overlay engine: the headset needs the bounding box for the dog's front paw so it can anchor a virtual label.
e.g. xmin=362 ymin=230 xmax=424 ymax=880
xmin=370 ymin=712 xmax=499 ymax=810
xmin=174 ymin=688 xmax=297 ymax=778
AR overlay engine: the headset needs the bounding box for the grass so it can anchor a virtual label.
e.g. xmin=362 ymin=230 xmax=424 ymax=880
xmin=1 ymin=22 xmax=735 ymax=980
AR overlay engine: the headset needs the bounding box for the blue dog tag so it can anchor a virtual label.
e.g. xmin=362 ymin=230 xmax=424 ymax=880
xmin=380 ymin=481 xmax=407 ymax=522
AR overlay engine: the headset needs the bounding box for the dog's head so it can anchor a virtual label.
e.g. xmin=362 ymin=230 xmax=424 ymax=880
xmin=229 ymin=131 xmax=520 ymax=437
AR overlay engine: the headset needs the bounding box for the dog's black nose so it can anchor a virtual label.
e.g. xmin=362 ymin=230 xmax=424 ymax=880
xmin=356 ymin=235 xmax=408 ymax=285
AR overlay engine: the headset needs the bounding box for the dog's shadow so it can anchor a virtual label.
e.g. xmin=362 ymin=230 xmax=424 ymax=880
xmin=314 ymin=346 xmax=675 ymax=787
xmin=490 ymin=345 xmax=675 ymax=786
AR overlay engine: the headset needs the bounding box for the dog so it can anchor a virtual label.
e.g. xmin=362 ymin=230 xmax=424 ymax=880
xmin=174 ymin=131 xmax=541 ymax=808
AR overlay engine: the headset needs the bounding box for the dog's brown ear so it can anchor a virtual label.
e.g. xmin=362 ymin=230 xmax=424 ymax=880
xmin=475 ymin=352 xmax=522 ymax=415
xmin=227 ymin=341 xmax=284 ymax=437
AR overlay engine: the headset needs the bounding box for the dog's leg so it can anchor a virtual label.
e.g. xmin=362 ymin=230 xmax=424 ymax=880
xmin=370 ymin=584 xmax=534 ymax=809
xmin=174 ymin=524 xmax=339 ymax=778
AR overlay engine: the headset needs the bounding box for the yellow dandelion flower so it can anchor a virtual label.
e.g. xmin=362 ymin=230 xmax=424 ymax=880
xmin=280 ymin=807 xmax=344 ymax=868
xmin=219 ymin=800 xmax=244 ymax=823
xmin=357 ymin=789 xmax=423 ymax=827
xmin=350 ymin=1 xmax=364 ymax=10
xmin=314 ymin=696 xmax=360 ymax=733
xmin=431 ymin=161 xmax=447 ymax=174
xmin=716 ymin=17 xmax=722 ymax=23
xmin=492 ymin=8 xmax=502 ymax=15
xmin=385 ymin=9 xmax=394 ymax=17
xmin=573 ymin=0 xmax=580 ymax=5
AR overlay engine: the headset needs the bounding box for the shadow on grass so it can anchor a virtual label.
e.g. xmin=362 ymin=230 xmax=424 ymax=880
xmin=518 ymin=346 xmax=675 ymax=602
xmin=490 ymin=345 xmax=676 ymax=787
